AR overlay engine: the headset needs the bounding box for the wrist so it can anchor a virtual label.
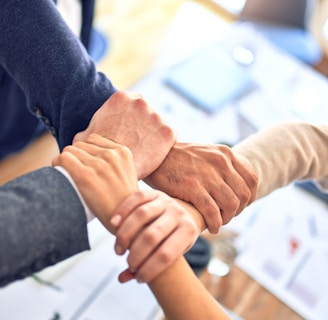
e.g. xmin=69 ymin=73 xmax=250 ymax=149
xmin=54 ymin=166 xmax=95 ymax=223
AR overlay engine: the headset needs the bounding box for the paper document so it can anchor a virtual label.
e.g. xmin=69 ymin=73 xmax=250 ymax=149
xmin=0 ymin=220 xmax=160 ymax=320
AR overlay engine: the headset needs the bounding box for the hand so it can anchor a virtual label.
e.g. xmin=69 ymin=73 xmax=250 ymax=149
xmin=73 ymin=91 xmax=176 ymax=179
xmin=144 ymin=142 xmax=258 ymax=234
xmin=52 ymin=134 xmax=138 ymax=233
xmin=110 ymin=190 xmax=202 ymax=283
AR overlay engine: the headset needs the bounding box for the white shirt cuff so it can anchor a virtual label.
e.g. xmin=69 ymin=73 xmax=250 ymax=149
xmin=54 ymin=166 xmax=95 ymax=223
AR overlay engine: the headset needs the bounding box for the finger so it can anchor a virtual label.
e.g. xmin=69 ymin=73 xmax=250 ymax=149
xmin=110 ymin=190 xmax=158 ymax=228
xmin=231 ymin=158 xmax=258 ymax=208
xmin=210 ymin=181 xmax=240 ymax=225
xmin=190 ymin=190 xmax=223 ymax=234
xmin=53 ymin=150 xmax=97 ymax=192
xmin=72 ymin=140 xmax=119 ymax=159
xmin=53 ymin=147 xmax=86 ymax=173
xmin=221 ymin=146 xmax=258 ymax=210
xmin=126 ymin=211 xmax=179 ymax=272
xmin=118 ymin=269 xmax=136 ymax=283
xmin=84 ymin=133 xmax=123 ymax=149
xmin=133 ymin=228 xmax=193 ymax=283
xmin=60 ymin=145 xmax=104 ymax=167
xmin=114 ymin=195 xmax=165 ymax=255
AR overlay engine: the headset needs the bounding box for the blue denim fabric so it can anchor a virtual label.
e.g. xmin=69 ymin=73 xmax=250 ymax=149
xmin=0 ymin=0 xmax=116 ymax=158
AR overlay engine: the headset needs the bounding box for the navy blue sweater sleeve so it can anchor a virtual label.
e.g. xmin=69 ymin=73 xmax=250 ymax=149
xmin=0 ymin=0 xmax=116 ymax=150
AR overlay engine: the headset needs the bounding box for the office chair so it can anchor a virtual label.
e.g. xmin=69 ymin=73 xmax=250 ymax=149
xmin=238 ymin=0 xmax=322 ymax=65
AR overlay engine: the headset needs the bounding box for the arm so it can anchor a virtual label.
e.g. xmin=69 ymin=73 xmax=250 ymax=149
xmin=55 ymin=135 xmax=205 ymax=284
xmin=0 ymin=0 xmax=250 ymax=233
xmin=232 ymin=121 xmax=328 ymax=199
xmin=0 ymin=0 xmax=114 ymax=149
xmin=149 ymin=256 xmax=231 ymax=320
xmin=109 ymin=192 xmax=227 ymax=319
xmin=55 ymin=140 xmax=229 ymax=319
xmin=144 ymin=142 xmax=258 ymax=233
xmin=111 ymin=190 xmax=205 ymax=284
xmin=0 ymin=1 xmax=176 ymax=176
xmin=0 ymin=134 xmax=141 ymax=288
xmin=73 ymin=91 xmax=176 ymax=179
xmin=0 ymin=167 xmax=89 ymax=287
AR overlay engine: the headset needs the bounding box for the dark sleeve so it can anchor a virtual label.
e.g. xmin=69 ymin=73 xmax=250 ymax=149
xmin=0 ymin=167 xmax=90 ymax=287
xmin=0 ymin=0 xmax=116 ymax=150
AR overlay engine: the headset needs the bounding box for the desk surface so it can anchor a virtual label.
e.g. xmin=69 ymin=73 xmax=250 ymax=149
xmin=200 ymin=265 xmax=303 ymax=320
xmin=0 ymin=1 xmax=316 ymax=319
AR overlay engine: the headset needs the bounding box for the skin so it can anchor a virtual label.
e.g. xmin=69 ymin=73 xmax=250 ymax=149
xmin=53 ymin=134 xmax=202 ymax=282
xmin=148 ymin=256 xmax=232 ymax=320
xmin=144 ymin=142 xmax=258 ymax=233
xmin=55 ymin=134 xmax=256 ymax=283
xmin=53 ymin=134 xmax=139 ymax=232
xmin=53 ymin=134 xmax=231 ymax=319
xmin=74 ymin=91 xmax=258 ymax=234
xmin=73 ymin=91 xmax=176 ymax=180
xmin=111 ymin=190 xmax=204 ymax=283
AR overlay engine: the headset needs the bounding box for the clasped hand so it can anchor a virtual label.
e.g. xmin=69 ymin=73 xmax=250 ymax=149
xmin=53 ymin=134 xmax=202 ymax=283
xmin=53 ymin=90 xmax=258 ymax=283
xmin=73 ymin=91 xmax=258 ymax=234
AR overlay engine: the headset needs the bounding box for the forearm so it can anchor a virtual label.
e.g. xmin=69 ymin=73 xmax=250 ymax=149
xmin=148 ymin=256 xmax=231 ymax=320
xmin=233 ymin=122 xmax=328 ymax=199
xmin=145 ymin=200 xmax=228 ymax=319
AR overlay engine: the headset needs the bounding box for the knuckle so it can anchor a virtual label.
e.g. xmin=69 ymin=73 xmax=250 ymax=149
xmin=157 ymin=248 xmax=174 ymax=265
xmin=86 ymin=133 xmax=100 ymax=143
xmin=57 ymin=151 xmax=70 ymax=161
xmin=134 ymin=95 xmax=149 ymax=110
xmin=62 ymin=145 xmax=75 ymax=153
xmin=143 ymin=228 xmax=160 ymax=245
xmin=135 ymin=190 xmax=148 ymax=201
xmin=136 ymin=206 xmax=151 ymax=221
xmin=101 ymin=149 xmax=113 ymax=160
xmin=219 ymin=144 xmax=232 ymax=154
xmin=113 ymin=90 xmax=126 ymax=100
xmin=217 ymin=144 xmax=233 ymax=159
xmin=72 ymin=141 xmax=85 ymax=149
xmin=240 ymin=188 xmax=252 ymax=204
xmin=161 ymin=123 xmax=176 ymax=141
xmin=184 ymin=222 xmax=198 ymax=239
xmin=119 ymin=146 xmax=134 ymax=162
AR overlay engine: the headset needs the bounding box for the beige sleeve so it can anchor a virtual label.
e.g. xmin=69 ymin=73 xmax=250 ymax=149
xmin=232 ymin=122 xmax=328 ymax=199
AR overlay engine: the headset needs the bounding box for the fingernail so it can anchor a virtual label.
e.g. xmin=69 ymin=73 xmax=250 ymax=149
xmin=115 ymin=245 xmax=125 ymax=255
xmin=111 ymin=215 xmax=122 ymax=227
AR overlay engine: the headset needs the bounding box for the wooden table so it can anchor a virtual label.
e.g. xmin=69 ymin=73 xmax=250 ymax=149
xmin=199 ymin=265 xmax=303 ymax=320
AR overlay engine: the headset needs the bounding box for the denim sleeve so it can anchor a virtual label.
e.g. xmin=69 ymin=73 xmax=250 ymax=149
xmin=0 ymin=0 xmax=116 ymax=150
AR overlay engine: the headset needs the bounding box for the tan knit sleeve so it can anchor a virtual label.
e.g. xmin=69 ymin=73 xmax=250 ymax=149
xmin=232 ymin=122 xmax=328 ymax=199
